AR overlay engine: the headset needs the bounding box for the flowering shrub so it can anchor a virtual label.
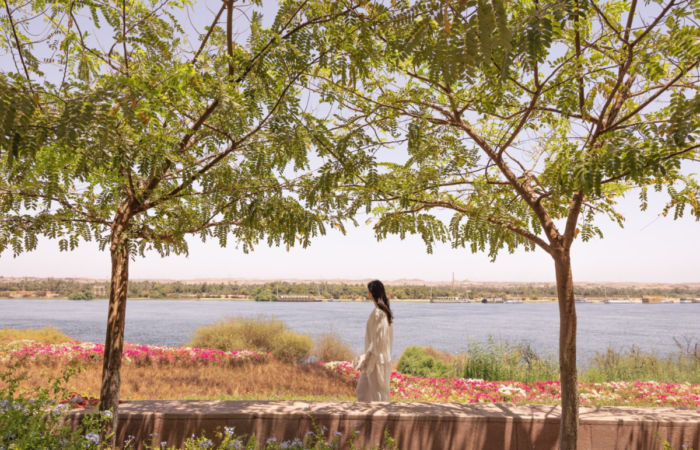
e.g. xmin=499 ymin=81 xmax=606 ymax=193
xmin=0 ymin=340 xmax=274 ymax=366
xmin=137 ymin=424 xmax=396 ymax=450
xmin=324 ymin=362 xmax=700 ymax=407
xmin=0 ymin=362 xmax=111 ymax=450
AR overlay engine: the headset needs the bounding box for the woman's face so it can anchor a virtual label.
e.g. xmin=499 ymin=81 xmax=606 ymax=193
xmin=368 ymin=290 xmax=375 ymax=303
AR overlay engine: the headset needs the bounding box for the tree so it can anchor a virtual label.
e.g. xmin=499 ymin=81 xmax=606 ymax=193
xmin=255 ymin=288 xmax=274 ymax=301
xmin=314 ymin=1 xmax=700 ymax=448
xmin=0 ymin=0 xmax=353 ymax=441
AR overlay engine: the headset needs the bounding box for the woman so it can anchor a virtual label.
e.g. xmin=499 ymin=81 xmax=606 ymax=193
xmin=354 ymin=279 xmax=394 ymax=402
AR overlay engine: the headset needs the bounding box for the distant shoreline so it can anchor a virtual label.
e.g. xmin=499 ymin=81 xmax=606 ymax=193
xmin=1 ymin=276 xmax=698 ymax=288
xmin=1 ymin=297 xmax=617 ymax=303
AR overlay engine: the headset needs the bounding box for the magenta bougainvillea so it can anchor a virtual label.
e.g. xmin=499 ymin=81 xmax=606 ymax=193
xmin=1 ymin=340 xmax=273 ymax=365
xmin=323 ymin=361 xmax=700 ymax=408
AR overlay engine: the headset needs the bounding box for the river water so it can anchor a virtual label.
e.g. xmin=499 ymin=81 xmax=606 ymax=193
xmin=1 ymin=300 xmax=697 ymax=362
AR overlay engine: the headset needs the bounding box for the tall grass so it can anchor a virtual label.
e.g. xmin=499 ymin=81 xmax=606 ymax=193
xmin=460 ymin=337 xmax=559 ymax=382
xmin=396 ymin=336 xmax=700 ymax=384
xmin=313 ymin=327 xmax=356 ymax=362
xmin=0 ymin=326 xmax=74 ymax=345
xmin=582 ymin=347 xmax=700 ymax=384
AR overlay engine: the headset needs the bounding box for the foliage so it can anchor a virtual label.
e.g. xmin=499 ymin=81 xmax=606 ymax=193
xmin=396 ymin=346 xmax=454 ymax=378
xmin=271 ymin=331 xmax=314 ymax=362
xmin=0 ymin=326 xmax=73 ymax=345
xmin=327 ymin=360 xmax=700 ymax=407
xmin=5 ymin=278 xmax=699 ymax=300
xmin=0 ymin=362 xmax=111 ymax=449
xmin=67 ymin=290 xmax=94 ymax=301
xmin=313 ymin=0 xmax=700 ymax=260
xmin=460 ymin=338 xmax=560 ymax=383
xmin=255 ymin=289 xmax=275 ymax=302
xmin=395 ymin=339 xmax=700 ymax=384
xmin=134 ymin=416 xmax=395 ymax=450
xmin=583 ymin=347 xmax=700 ymax=384
xmin=0 ymin=0 xmax=354 ymax=269
xmin=187 ymin=315 xmax=313 ymax=362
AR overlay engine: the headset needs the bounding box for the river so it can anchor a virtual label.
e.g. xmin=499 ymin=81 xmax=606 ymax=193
xmin=1 ymin=299 xmax=697 ymax=362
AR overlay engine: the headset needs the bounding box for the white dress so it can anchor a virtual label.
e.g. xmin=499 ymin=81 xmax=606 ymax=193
xmin=355 ymin=306 xmax=394 ymax=402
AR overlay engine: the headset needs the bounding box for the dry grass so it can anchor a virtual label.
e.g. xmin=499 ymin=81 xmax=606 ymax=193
xmin=0 ymin=326 xmax=74 ymax=345
xmin=3 ymin=361 xmax=357 ymax=401
xmin=313 ymin=327 xmax=356 ymax=362
xmin=186 ymin=315 xmax=314 ymax=362
xmin=423 ymin=346 xmax=467 ymax=368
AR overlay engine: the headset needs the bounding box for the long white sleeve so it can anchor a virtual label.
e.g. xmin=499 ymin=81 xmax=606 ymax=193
xmin=363 ymin=314 xmax=387 ymax=374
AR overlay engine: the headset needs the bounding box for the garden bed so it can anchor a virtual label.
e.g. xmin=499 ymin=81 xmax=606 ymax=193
xmin=3 ymin=341 xmax=700 ymax=407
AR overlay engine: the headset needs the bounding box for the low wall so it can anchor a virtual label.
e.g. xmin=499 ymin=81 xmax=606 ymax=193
xmin=68 ymin=401 xmax=700 ymax=450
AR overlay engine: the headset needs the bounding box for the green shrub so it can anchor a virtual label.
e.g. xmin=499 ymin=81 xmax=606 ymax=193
xmin=460 ymin=338 xmax=559 ymax=382
xmin=397 ymin=346 xmax=455 ymax=378
xmin=67 ymin=291 xmax=93 ymax=300
xmin=397 ymin=336 xmax=700 ymax=384
xmin=0 ymin=326 xmax=74 ymax=345
xmin=313 ymin=328 xmax=355 ymax=362
xmin=272 ymin=331 xmax=314 ymax=362
xmin=187 ymin=315 xmax=312 ymax=362
xmin=255 ymin=289 xmax=275 ymax=301
xmin=397 ymin=338 xmax=558 ymax=382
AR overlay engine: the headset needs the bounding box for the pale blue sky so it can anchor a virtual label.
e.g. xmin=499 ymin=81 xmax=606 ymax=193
xmin=2 ymin=185 xmax=699 ymax=283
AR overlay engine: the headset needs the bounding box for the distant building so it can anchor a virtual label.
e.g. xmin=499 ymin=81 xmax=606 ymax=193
xmin=92 ymin=285 xmax=106 ymax=297
xmin=482 ymin=297 xmax=504 ymax=303
xmin=276 ymin=295 xmax=321 ymax=302
xmin=431 ymin=297 xmax=469 ymax=303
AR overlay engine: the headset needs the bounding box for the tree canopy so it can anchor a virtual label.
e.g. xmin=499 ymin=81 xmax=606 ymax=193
xmin=310 ymin=0 xmax=700 ymax=448
xmin=0 ymin=0 xmax=356 ymax=259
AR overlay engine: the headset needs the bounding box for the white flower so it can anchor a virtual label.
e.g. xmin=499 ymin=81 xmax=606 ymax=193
xmin=102 ymin=410 xmax=113 ymax=418
xmin=85 ymin=432 xmax=100 ymax=445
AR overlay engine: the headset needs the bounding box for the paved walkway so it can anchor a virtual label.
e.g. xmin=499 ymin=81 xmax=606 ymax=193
xmin=70 ymin=401 xmax=700 ymax=449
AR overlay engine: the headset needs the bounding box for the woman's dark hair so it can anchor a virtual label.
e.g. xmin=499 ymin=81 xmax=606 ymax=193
xmin=368 ymin=280 xmax=393 ymax=325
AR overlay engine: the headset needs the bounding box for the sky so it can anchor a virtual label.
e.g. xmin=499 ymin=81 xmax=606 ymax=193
xmin=1 ymin=2 xmax=699 ymax=284
xmin=1 ymin=185 xmax=699 ymax=283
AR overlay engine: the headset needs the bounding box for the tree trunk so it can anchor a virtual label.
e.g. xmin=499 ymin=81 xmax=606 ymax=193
xmin=99 ymin=222 xmax=131 ymax=445
xmin=554 ymin=249 xmax=579 ymax=450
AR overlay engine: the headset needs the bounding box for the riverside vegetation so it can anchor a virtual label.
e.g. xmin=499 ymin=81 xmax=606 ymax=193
xmin=1 ymin=322 xmax=699 ymax=449
xmin=2 ymin=279 xmax=700 ymax=301
xmin=2 ymin=319 xmax=700 ymax=405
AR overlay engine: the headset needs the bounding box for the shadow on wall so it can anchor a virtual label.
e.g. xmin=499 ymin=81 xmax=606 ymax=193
xmin=68 ymin=401 xmax=700 ymax=450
